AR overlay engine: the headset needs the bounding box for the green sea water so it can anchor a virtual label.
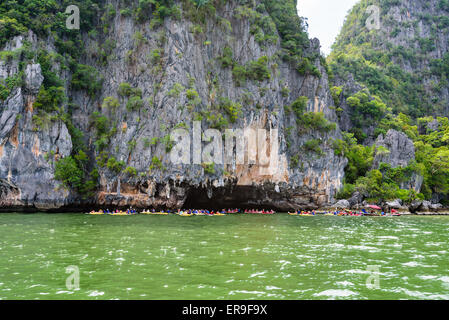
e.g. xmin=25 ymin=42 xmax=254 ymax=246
xmin=1 ymin=213 xmax=449 ymax=300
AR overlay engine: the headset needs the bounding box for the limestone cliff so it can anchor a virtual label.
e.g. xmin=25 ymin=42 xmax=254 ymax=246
xmin=326 ymin=0 xmax=449 ymax=206
xmin=0 ymin=0 xmax=346 ymax=211
xmin=330 ymin=0 xmax=449 ymax=119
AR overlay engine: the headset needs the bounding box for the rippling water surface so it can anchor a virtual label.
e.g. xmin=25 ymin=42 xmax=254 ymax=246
xmin=1 ymin=213 xmax=449 ymax=300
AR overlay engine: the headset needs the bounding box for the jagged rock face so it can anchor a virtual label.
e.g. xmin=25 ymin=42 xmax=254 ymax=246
xmin=332 ymin=74 xmax=361 ymax=133
xmin=24 ymin=64 xmax=44 ymax=94
xmin=331 ymin=0 xmax=449 ymax=117
xmin=418 ymin=119 xmax=440 ymax=134
xmin=0 ymin=178 xmax=20 ymax=209
xmin=0 ymin=0 xmax=346 ymax=211
xmin=348 ymin=191 xmax=364 ymax=208
xmin=0 ymin=34 xmax=73 ymax=211
xmin=372 ymin=129 xmax=415 ymax=169
xmin=409 ymin=200 xmax=444 ymax=213
xmin=372 ymin=129 xmax=423 ymax=192
xmin=334 ymin=199 xmax=350 ymax=209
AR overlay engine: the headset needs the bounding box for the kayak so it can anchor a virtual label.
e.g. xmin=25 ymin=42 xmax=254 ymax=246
xmin=142 ymin=211 xmax=169 ymax=215
xmin=179 ymin=213 xmax=194 ymax=217
xmin=88 ymin=212 xmax=104 ymax=215
xmin=299 ymin=214 xmax=314 ymax=216
xmin=324 ymin=213 xmax=336 ymax=216
xmin=110 ymin=212 xmax=137 ymax=216
xmin=213 ymin=213 xmax=226 ymax=216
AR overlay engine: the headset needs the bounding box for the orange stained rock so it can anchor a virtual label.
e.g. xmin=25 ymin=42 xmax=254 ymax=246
xmin=10 ymin=123 xmax=20 ymax=148
xmin=31 ymin=134 xmax=40 ymax=157
xmin=26 ymin=96 xmax=34 ymax=113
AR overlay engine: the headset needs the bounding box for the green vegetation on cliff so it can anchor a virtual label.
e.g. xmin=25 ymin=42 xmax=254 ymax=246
xmin=0 ymin=0 xmax=336 ymax=205
xmin=329 ymin=0 xmax=449 ymax=204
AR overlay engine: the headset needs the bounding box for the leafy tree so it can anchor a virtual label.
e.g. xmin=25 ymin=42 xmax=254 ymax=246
xmin=71 ymin=64 xmax=103 ymax=97
xmin=54 ymin=156 xmax=84 ymax=190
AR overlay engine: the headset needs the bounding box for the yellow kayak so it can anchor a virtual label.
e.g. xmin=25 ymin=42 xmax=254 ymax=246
xmin=299 ymin=214 xmax=314 ymax=216
xmin=142 ymin=211 xmax=169 ymax=215
xmin=88 ymin=212 xmax=104 ymax=215
xmin=289 ymin=213 xmax=299 ymax=216
xmin=179 ymin=212 xmax=194 ymax=217
xmin=324 ymin=213 xmax=335 ymax=216
xmin=213 ymin=213 xmax=226 ymax=216
xmin=110 ymin=212 xmax=136 ymax=216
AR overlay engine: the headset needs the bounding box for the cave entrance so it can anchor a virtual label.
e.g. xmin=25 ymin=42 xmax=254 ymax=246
xmin=183 ymin=186 xmax=280 ymax=211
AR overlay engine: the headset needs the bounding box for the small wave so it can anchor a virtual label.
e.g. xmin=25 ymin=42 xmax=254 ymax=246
xmin=88 ymin=290 xmax=104 ymax=297
xmin=27 ymin=284 xmax=44 ymax=289
xmin=402 ymin=261 xmax=418 ymax=267
xmin=401 ymin=288 xmax=449 ymax=300
xmin=277 ymin=260 xmax=291 ymax=270
xmin=425 ymin=242 xmax=444 ymax=247
xmin=56 ymin=290 xmax=74 ymax=294
xmin=377 ymin=236 xmax=399 ymax=240
xmin=341 ymin=269 xmax=372 ymax=275
xmin=347 ymin=245 xmax=379 ymax=252
xmin=249 ymin=271 xmax=266 ymax=278
xmin=402 ymin=261 xmax=437 ymax=268
xmin=336 ymin=281 xmax=354 ymax=287
xmin=314 ymin=289 xmax=358 ymax=298
xmin=229 ymin=290 xmax=265 ymax=296
xmin=417 ymin=275 xmax=438 ymax=280
xmin=266 ymin=286 xmax=281 ymax=290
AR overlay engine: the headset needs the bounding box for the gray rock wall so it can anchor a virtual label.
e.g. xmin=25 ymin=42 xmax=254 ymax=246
xmin=0 ymin=0 xmax=346 ymax=211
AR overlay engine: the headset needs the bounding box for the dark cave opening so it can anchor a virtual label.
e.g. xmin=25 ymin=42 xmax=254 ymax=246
xmin=183 ymin=186 xmax=282 ymax=211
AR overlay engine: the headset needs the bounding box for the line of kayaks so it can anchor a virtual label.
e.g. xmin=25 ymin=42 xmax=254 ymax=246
xmin=87 ymin=211 xmax=139 ymax=216
xmin=141 ymin=211 xmax=169 ymax=215
xmin=87 ymin=211 xmax=401 ymax=217
xmin=87 ymin=211 xmax=229 ymax=216
xmin=288 ymin=212 xmax=401 ymax=217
